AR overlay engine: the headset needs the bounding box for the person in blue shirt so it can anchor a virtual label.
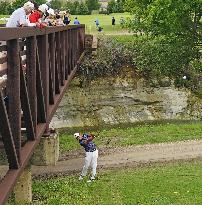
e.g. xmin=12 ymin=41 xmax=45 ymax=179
xmin=74 ymin=132 xmax=98 ymax=182
xmin=95 ymin=18 xmax=99 ymax=27
xmin=73 ymin=17 xmax=80 ymax=25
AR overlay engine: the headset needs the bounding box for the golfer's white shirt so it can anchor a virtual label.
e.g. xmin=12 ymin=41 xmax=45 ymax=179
xmin=6 ymin=8 xmax=28 ymax=27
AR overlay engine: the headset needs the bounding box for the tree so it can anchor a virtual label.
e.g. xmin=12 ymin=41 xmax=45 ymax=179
xmin=76 ymin=2 xmax=89 ymax=15
xmin=125 ymin=0 xmax=201 ymax=36
xmin=50 ymin=0 xmax=62 ymax=10
xmin=107 ymin=0 xmax=126 ymax=13
xmin=107 ymin=0 xmax=116 ymax=13
xmin=10 ymin=0 xmax=46 ymax=13
xmin=124 ymin=0 xmax=201 ymax=79
xmin=0 ymin=1 xmax=10 ymax=14
xmin=85 ymin=0 xmax=100 ymax=13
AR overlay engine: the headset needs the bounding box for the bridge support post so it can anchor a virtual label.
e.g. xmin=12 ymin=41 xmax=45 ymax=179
xmin=13 ymin=165 xmax=32 ymax=203
xmin=31 ymin=129 xmax=59 ymax=166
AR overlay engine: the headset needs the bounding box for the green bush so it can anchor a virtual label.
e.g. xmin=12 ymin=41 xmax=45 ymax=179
xmin=79 ymin=36 xmax=201 ymax=96
xmin=76 ymin=2 xmax=89 ymax=15
xmin=0 ymin=0 xmax=46 ymax=14
xmin=78 ymin=37 xmax=134 ymax=85
xmin=86 ymin=0 xmax=100 ymax=13
xmin=64 ymin=1 xmax=90 ymax=15
xmin=0 ymin=1 xmax=12 ymax=14
xmin=91 ymin=10 xmax=100 ymax=15
xmin=107 ymin=0 xmax=126 ymax=14
xmin=131 ymin=34 xmax=197 ymax=77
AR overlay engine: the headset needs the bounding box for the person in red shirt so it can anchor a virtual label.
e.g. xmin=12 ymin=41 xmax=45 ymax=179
xmin=29 ymin=4 xmax=48 ymax=28
xmin=29 ymin=10 xmax=42 ymax=23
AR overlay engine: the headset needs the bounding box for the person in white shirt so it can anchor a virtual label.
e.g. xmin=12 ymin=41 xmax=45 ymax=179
xmin=6 ymin=1 xmax=34 ymax=27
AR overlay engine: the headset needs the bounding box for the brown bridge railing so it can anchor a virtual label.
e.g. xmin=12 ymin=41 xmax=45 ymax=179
xmin=0 ymin=25 xmax=85 ymax=205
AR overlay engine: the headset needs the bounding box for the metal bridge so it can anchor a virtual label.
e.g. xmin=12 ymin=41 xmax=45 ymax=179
xmin=0 ymin=25 xmax=85 ymax=204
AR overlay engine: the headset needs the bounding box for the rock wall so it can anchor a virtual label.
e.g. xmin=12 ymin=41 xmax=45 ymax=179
xmin=51 ymin=67 xmax=202 ymax=128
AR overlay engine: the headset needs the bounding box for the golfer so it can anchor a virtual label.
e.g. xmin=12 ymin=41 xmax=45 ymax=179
xmin=74 ymin=132 xmax=98 ymax=182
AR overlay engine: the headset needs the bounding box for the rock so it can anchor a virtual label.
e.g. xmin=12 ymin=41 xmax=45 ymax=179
xmin=51 ymin=67 xmax=202 ymax=128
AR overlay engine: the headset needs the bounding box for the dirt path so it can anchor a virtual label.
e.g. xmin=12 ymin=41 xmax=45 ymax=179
xmin=32 ymin=139 xmax=202 ymax=178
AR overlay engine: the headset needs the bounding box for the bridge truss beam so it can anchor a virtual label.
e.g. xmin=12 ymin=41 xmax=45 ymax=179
xmin=0 ymin=25 xmax=85 ymax=205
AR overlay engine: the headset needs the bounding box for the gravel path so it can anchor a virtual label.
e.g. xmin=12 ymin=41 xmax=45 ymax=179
xmin=32 ymin=139 xmax=202 ymax=177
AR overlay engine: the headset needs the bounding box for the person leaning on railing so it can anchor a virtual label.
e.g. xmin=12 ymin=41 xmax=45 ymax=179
xmin=44 ymin=8 xmax=57 ymax=26
xmin=63 ymin=12 xmax=71 ymax=25
xmin=29 ymin=4 xmax=49 ymax=28
xmin=6 ymin=1 xmax=35 ymax=27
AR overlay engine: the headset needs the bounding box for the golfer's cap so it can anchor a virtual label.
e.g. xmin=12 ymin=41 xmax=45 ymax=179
xmin=74 ymin=133 xmax=80 ymax=138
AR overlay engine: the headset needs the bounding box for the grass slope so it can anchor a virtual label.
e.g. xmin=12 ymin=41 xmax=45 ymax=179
xmin=15 ymin=159 xmax=202 ymax=205
xmin=59 ymin=121 xmax=202 ymax=153
xmin=70 ymin=13 xmax=131 ymax=34
xmin=7 ymin=121 xmax=202 ymax=205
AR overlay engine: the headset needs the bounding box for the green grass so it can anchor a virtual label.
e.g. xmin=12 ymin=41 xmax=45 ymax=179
xmin=0 ymin=15 xmax=8 ymax=17
xmin=59 ymin=121 xmax=202 ymax=153
xmin=0 ymin=15 xmax=8 ymax=24
xmin=15 ymin=159 xmax=202 ymax=205
xmin=70 ymin=13 xmax=131 ymax=34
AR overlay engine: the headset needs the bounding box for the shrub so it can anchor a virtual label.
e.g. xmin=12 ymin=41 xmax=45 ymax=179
xmin=78 ymin=37 xmax=135 ymax=85
xmin=79 ymin=36 xmax=202 ymax=96
xmin=0 ymin=1 xmax=10 ymax=15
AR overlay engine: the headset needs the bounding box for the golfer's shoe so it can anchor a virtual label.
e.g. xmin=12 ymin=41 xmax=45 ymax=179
xmin=87 ymin=176 xmax=96 ymax=183
xmin=79 ymin=175 xmax=83 ymax=181
xmin=87 ymin=179 xmax=93 ymax=183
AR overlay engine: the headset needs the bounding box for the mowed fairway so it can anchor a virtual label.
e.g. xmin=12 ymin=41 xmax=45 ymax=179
xmin=29 ymin=160 xmax=202 ymax=205
xmin=70 ymin=13 xmax=131 ymax=34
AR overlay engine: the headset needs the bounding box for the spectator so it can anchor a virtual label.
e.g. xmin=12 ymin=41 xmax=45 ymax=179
xmin=6 ymin=1 xmax=34 ymax=27
xmin=51 ymin=11 xmax=64 ymax=26
xmin=45 ymin=8 xmax=56 ymax=26
xmin=112 ymin=16 xmax=115 ymax=26
xmin=63 ymin=13 xmax=71 ymax=25
xmin=119 ymin=17 xmax=125 ymax=28
xmin=97 ymin=26 xmax=103 ymax=32
xmin=120 ymin=16 xmax=125 ymax=26
xmin=29 ymin=4 xmax=48 ymax=26
xmin=55 ymin=12 xmax=60 ymax=20
xmin=74 ymin=17 xmax=80 ymax=25
xmin=56 ymin=12 xmax=65 ymax=26
xmin=95 ymin=18 xmax=99 ymax=27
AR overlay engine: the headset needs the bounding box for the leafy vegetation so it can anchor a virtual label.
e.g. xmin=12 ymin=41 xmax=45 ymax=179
xmin=0 ymin=0 xmax=99 ymax=15
xmin=80 ymin=30 xmax=201 ymax=95
xmin=40 ymin=0 xmax=100 ymax=15
xmin=107 ymin=0 xmax=126 ymax=14
xmin=13 ymin=159 xmax=202 ymax=205
xmin=78 ymin=36 xmax=132 ymax=85
xmin=0 ymin=0 xmax=46 ymax=15
xmin=85 ymin=0 xmax=101 ymax=14
xmin=59 ymin=121 xmax=202 ymax=153
xmin=123 ymin=0 xmax=202 ymax=93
